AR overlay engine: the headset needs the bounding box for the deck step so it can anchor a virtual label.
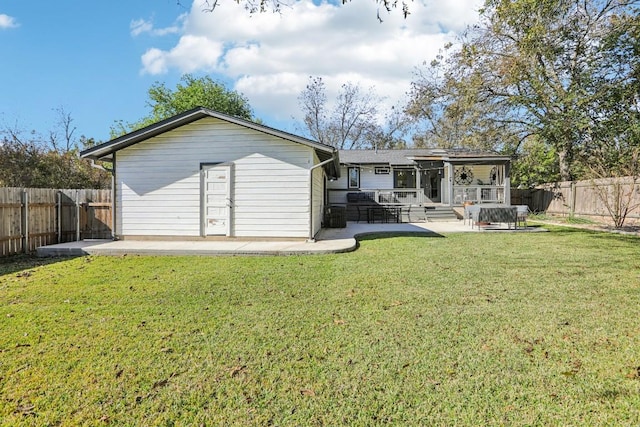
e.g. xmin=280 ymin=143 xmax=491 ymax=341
xmin=422 ymin=206 xmax=458 ymax=222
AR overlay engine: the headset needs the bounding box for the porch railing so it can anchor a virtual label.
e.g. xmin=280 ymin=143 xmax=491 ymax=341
xmin=329 ymin=186 xmax=505 ymax=206
xmin=329 ymin=189 xmax=427 ymax=205
xmin=453 ymin=186 xmax=505 ymax=204
xmin=376 ymin=189 xmax=425 ymax=205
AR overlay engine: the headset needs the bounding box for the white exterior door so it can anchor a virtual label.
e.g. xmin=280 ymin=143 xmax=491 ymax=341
xmin=203 ymin=164 xmax=232 ymax=236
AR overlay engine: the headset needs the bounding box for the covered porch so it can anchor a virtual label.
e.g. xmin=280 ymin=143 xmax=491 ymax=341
xmin=414 ymin=156 xmax=511 ymax=206
xmin=327 ymin=159 xmax=511 ymax=224
xmin=326 ymin=148 xmax=512 ymax=223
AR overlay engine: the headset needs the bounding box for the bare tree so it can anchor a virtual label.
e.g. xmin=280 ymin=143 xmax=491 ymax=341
xmin=299 ymin=76 xmax=328 ymax=145
xmin=586 ymin=146 xmax=640 ymax=229
xmin=367 ymin=105 xmax=412 ymax=150
xmin=298 ymin=77 xmax=408 ymax=150
xmin=49 ymin=106 xmax=78 ymax=153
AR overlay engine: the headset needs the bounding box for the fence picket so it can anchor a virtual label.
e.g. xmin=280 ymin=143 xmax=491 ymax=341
xmin=511 ymin=177 xmax=640 ymax=226
xmin=0 ymin=187 xmax=112 ymax=256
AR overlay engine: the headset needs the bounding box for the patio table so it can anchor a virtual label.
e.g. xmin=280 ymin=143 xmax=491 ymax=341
xmin=472 ymin=206 xmax=518 ymax=229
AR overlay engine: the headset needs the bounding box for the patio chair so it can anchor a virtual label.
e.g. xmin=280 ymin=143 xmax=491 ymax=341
xmin=464 ymin=204 xmax=481 ymax=226
xmin=355 ymin=204 xmax=371 ymax=223
xmin=367 ymin=206 xmax=386 ymax=223
xmin=516 ymin=205 xmax=529 ymax=228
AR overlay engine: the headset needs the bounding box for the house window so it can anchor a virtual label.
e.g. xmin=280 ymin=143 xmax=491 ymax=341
xmin=348 ymin=167 xmax=360 ymax=188
xmin=393 ymin=169 xmax=416 ymax=189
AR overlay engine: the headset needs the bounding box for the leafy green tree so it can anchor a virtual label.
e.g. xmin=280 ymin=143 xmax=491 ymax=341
xmin=408 ymin=0 xmax=640 ymax=182
xmin=0 ymin=139 xmax=110 ymax=189
xmin=408 ymin=47 xmax=520 ymax=153
xmin=113 ymin=74 xmax=254 ymax=137
xmin=510 ymin=137 xmax=559 ymax=188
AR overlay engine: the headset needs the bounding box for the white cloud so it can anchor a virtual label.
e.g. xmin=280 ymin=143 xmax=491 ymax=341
xmin=0 ymin=14 xmax=19 ymax=29
xmin=130 ymin=19 xmax=153 ymax=36
xmin=130 ymin=16 xmax=183 ymax=37
xmin=138 ymin=0 xmax=482 ymax=125
xmin=141 ymin=35 xmax=223 ymax=75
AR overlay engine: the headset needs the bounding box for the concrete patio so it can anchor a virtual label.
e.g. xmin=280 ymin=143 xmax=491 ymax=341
xmin=36 ymin=220 xmax=543 ymax=257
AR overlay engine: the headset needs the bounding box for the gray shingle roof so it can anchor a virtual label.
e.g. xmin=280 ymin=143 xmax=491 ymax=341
xmin=338 ymin=149 xmax=510 ymax=166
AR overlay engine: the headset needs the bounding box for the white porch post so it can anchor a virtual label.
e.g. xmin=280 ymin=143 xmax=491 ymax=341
xmin=447 ymin=162 xmax=454 ymax=206
xmin=504 ymin=163 xmax=511 ymax=205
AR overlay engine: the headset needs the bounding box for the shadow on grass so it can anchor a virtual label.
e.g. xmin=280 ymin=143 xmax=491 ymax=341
xmin=531 ymin=223 xmax=599 ymax=234
xmin=520 ymin=224 xmax=548 ymax=232
xmin=0 ymin=254 xmax=80 ymax=277
xmin=537 ymin=223 xmax=640 ymax=244
xmin=478 ymin=224 xmax=548 ymax=232
xmin=355 ymin=231 xmax=445 ymax=242
xmin=587 ymin=231 xmax=640 ymax=245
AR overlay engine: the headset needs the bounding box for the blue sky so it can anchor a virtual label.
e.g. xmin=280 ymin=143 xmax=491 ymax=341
xmin=0 ymin=1 xmax=188 ymax=143
xmin=0 ymin=1 xmax=481 ymax=145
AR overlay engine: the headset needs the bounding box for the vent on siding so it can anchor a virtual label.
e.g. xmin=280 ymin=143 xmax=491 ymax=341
xmin=375 ymin=166 xmax=390 ymax=175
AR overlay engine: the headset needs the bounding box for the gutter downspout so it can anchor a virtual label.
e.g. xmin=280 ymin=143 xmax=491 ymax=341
xmin=308 ymin=156 xmax=337 ymax=242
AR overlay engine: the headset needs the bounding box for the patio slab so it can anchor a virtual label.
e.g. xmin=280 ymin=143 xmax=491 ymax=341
xmin=36 ymin=220 xmax=542 ymax=257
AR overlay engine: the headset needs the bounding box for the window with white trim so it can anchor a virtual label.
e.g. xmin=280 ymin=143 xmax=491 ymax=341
xmin=393 ymin=168 xmax=416 ymax=188
xmin=348 ymin=167 xmax=360 ymax=188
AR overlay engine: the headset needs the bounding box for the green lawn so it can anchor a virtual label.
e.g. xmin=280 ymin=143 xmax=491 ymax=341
xmin=1 ymin=227 xmax=640 ymax=426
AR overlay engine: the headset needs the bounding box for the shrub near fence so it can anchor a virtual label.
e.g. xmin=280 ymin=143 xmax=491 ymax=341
xmin=0 ymin=188 xmax=112 ymax=257
xmin=511 ymin=177 xmax=640 ymax=226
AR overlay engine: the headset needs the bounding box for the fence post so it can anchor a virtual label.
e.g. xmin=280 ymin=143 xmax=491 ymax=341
xmin=22 ymin=190 xmax=29 ymax=253
xmin=570 ymin=181 xmax=577 ymax=216
xmin=57 ymin=191 xmax=62 ymax=244
xmin=75 ymin=190 xmax=81 ymax=242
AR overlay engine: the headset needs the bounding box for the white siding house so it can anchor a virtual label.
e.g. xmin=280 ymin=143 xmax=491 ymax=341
xmin=329 ymin=149 xmax=511 ymax=208
xmin=81 ymin=108 xmax=339 ymax=240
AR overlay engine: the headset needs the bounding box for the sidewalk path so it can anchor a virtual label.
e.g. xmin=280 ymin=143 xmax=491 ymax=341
xmin=37 ymin=220 xmax=539 ymax=257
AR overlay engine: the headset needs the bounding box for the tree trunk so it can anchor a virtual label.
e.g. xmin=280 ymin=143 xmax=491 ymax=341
xmin=558 ymin=146 xmax=572 ymax=182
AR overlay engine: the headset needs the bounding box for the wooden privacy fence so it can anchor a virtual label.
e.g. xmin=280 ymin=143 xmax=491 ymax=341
xmin=511 ymin=177 xmax=640 ymax=223
xmin=0 ymin=188 xmax=112 ymax=256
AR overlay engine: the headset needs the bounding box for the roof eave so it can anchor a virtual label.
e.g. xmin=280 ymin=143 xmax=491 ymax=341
xmin=80 ymin=107 xmax=336 ymax=160
xmin=445 ymin=157 xmax=511 ymax=164
xmin=80 ymin=109 xmax=209 ymax=160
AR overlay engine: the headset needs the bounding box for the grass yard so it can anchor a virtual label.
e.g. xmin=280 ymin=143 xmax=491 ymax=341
xmin=1 ymin=227 xmax=640 ymax=426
